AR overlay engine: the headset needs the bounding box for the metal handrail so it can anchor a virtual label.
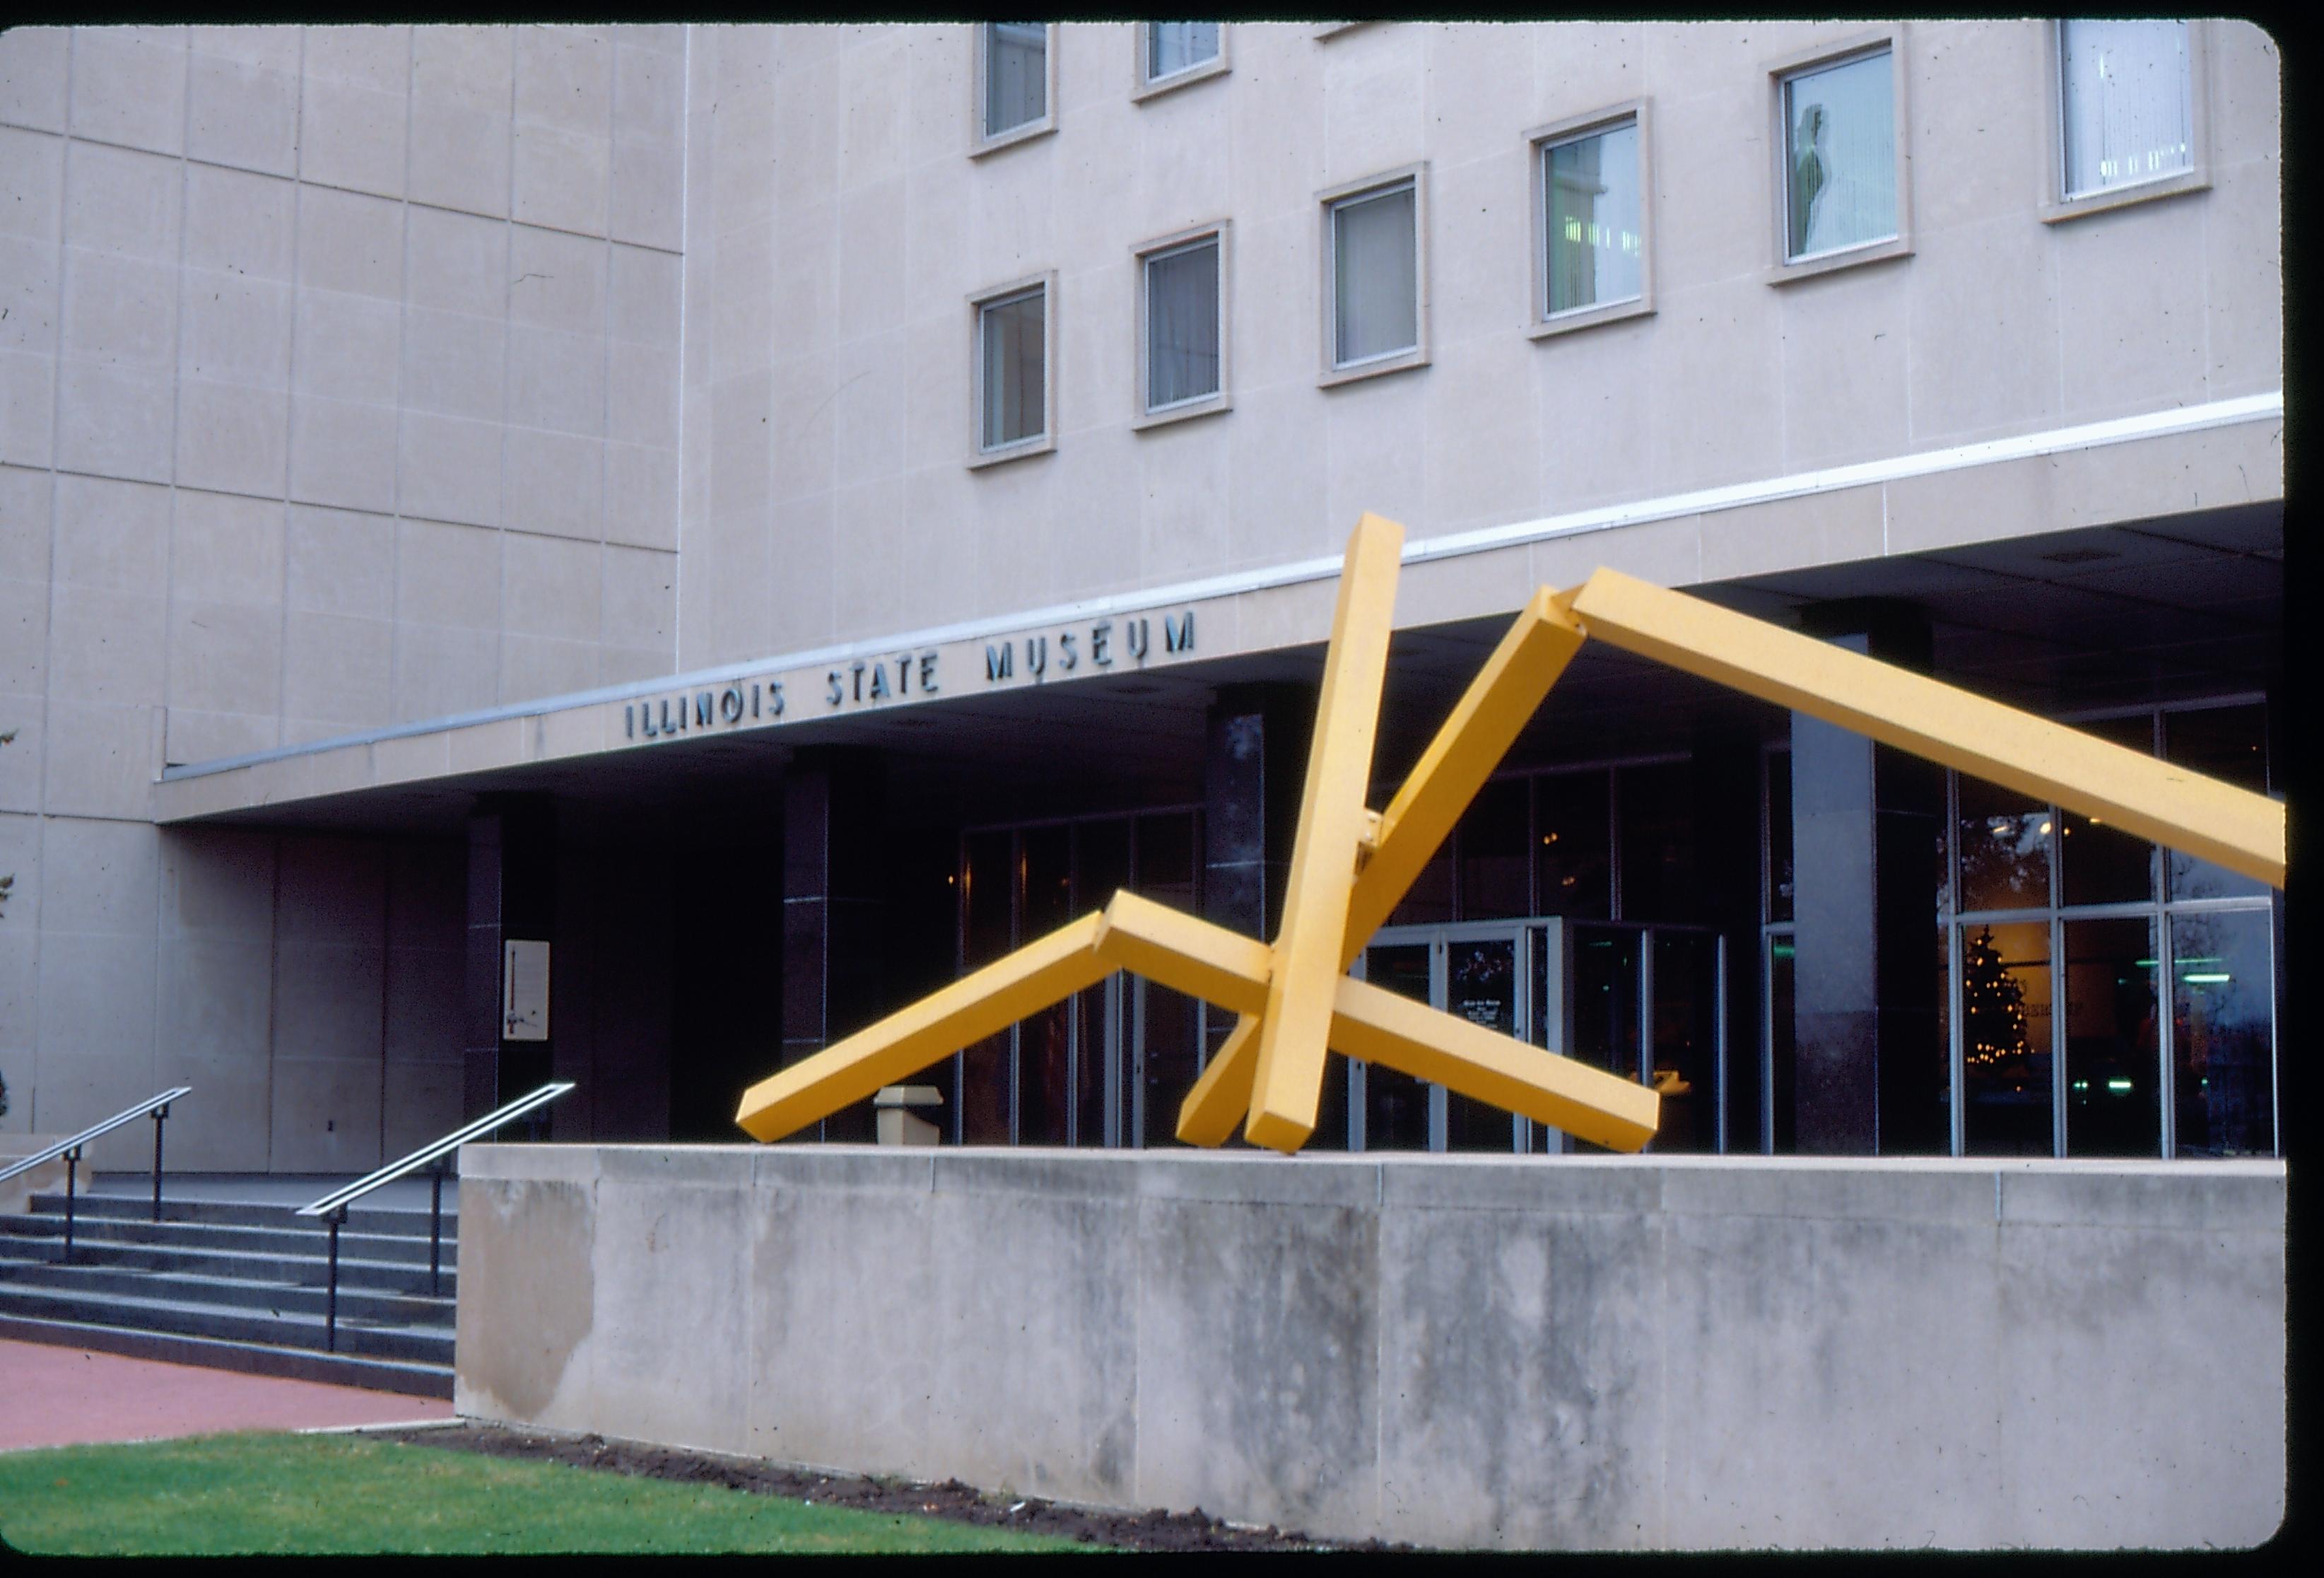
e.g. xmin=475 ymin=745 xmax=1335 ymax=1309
xmin=0 ymin=1087 xmax=191 ymax=1183
xmin=0 ymin=1087 xmax=190 ymax=1258
xmin=293 ymin=1081 xmax=573 ymax=1352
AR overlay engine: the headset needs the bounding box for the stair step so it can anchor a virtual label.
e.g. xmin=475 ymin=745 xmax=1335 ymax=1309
xmin=0 ymin=1281 xmax=453 ymax=1365
xmin=0 ymin=1255 xmax=454 ymax=1323
xmin=0 ymin=1211 xmax=457 ymax=1266
xmin=34 ymin=1192 xmax=457 ymax=1237
xmin=0 ymin=1234 xmax=454 ymax=1295
xmin=0 ymin=1313 xmax=450 ymax=1400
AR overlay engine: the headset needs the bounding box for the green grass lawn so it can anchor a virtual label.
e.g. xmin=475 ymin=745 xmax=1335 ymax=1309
xmin=0 ymin=1431 xmax=1097 ymax=1555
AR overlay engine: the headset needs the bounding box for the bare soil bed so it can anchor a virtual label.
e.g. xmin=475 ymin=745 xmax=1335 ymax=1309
xmin=379 ymin=1421 xmax=1408 ymax=1553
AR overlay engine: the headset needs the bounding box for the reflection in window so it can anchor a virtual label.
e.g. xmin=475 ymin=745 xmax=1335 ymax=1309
xmin=2171 ymin=908 xmax=2274 ymax=1157
xmin=1957 ymin=775 xmax=2052 ymax=913
xmin=1537 ymin=770 xmax=1612 ymax=919
xmin=1782 ymin=49 xmax=1897 ymax=260
xmin=1144 ymin=235 xmax=1221 ymax=412
xmin=978 ymin=286 xmax=1047 ymax=451
xmin=1648 ymin=931 xmax=1719 ymax=1153
xmin=1961 ymin=921 xmax=2053 ymax=1155
xmin=2059 ymin=20 xmax=2193 ymax=198
xmin=2166 ymin=703 xmax=2270 ymax=901
xmin=1544 ymin=119 xmax=1643 ymax=315
xmin=2063 ymin=917 xmax=2160 ymax=1157
xmin=1331 ymin=180 xmax=1419 ymax=368
xmin=1458 ymin=776 xmax=1530 ymax=919
xmin=1146 ymin=22 xmax=1219 ymax=83
xmin=984 ymin=22 xmax=1047 ymax=139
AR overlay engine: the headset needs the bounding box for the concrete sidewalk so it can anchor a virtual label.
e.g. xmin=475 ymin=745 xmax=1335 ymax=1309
xmin=0 ymin=1338 xmax=452 ymax=1453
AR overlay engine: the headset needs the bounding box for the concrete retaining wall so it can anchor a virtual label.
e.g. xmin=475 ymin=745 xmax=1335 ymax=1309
xmin=453 ymin=1145 xmax=2284 ymax=1550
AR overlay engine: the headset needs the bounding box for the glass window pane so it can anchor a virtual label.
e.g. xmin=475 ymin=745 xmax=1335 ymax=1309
xmin=1332 ymin=183 xmax=1418 ymax=366
xmin=1648 ymin=932 xmax=1718 ymax=1154
xmin=1445 ymin=937 xmax=1521 ymax=1152
xmin=1387 ymin=846 xmax=1454 ymax=928
xmin=2165 ymin=704 xmax=2270 ymax=901
xmin=1960 ymin=921 xmax=2053 ymax=1156
xmin=1957 ymin=774 xmax=2052 ymax=913
xmin=985 ymin=22 xmax=1046 ymax=136
xmin=2060 ymin=20 xmax=2193 ymax=197
xmin=979 ymin=287 xmax=1045 ymax=450
xmin=1138 ymin=981 xmax=1202 ymax=1149
xmin=2060 ymin=715 xmax=2158 ymax=906
xmin=1766 ymin=749 xmax=1794 ymax=924
xmin=1544 ymin=120 xmax=1643 ymax=315
xmin=1457 ymin=776 xmax=1530 ymax=919
xmin=1616 ymin=761 xmax=1696 ymax=923
xmin=1362 ymin=943 xmax=1433 ymax=1150
xmin=2171 ymin=909 xmax=2275 ymax=1156
xmin=1147 ymin=21 xmax=1219 ymax=81
xmin=1074 ymin=822 xmax=1131 ymax=1147
xmin=2063 ymin=916 xmax=2160 ymax=1157
xmin=1783 ymin=49 xmax=1896 ymax=259
xmin=958 ymin=830 xmax=1016 ymax=1144
xmin=1536 ymin=770 xmax=1611 ymax=918
xmin=1016 ymin=826 xmax=1072 ymax=1145
xmin=1145 ymin=238 xmax=1221 ymax=411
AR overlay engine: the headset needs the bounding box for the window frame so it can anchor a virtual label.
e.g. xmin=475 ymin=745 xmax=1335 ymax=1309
xmin=2038 ymin=17 xmax=2212 ymax=223
xmin=1133 ymin=220 xmax=1233 ymax=431
xmin=968 ymin=271 xmax=1058 ymax=468
xmin=1527 ymin=99 xmax=1657 ymax=340
xmin=1317 ymin=163 xmax=1431 ymax=388
xmin=1763 ymin=28 xmax=1914 ymax=286
xmin=1133 ymin=22 xmax=1229 ymax=102
xmin=972 ymin=21 xmax=1060 ymax=158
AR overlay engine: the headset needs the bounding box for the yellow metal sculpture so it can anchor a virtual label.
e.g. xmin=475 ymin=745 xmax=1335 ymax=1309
xmin=736 ymin=513 xmax=2286 ymax=1154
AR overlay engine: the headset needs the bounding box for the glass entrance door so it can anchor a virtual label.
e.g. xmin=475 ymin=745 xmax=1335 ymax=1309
xmin=1358 ymin=923 xmax=1530 ymax=1153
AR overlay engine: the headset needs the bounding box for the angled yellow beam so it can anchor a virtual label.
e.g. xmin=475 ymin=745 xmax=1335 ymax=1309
xmin=1331 ymin=976 xmax=1658 ymax=1151
xmin=1243 ymin=513 xmax=1406 ymax=1152
xmin=1345 ymin=585 xmax=1587 ymax=957
xmin=1095 ymin=890 xmax=1657 ymax=1151
xmin=1567 ymin=568 xmax=2285 ymax=888
xmin=734 ymin=912 xmax=1111 ymax=1142
xmin=1179 ymin=589 xmax=1590 ymax=1145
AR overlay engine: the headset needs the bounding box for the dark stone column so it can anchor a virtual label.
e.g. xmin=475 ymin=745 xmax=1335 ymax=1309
xmin=781 ymin=749 xmax=886 ymax=1139
xmin=1790 ymin=602 xmax=1944 ymax=1155
xmin=462 ymin=794 xmax=557 ymax=1135
xmin=1202 ymin=682 xmax=1314 ymax=942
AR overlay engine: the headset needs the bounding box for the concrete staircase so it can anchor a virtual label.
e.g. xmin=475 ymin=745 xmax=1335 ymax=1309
xmin=0 ymin=1190 xmax=456 ymax=1399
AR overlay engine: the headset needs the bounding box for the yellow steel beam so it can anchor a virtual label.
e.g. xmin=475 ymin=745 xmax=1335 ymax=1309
xmin=734 ymin=912 xmax=1112 ymax=1142
xmin=1096 ymin=889 xmax=1657 ymax=1151
xmin=1330 ymin=976 xmax=1658 ymax=1151
xmin=1243 ymin=513 xmax=1407 ymax=1152
xmin=1344 ymin=587 xmax=1586 ymax=957
xmin=1567 ymin=569 xmax=2286 ymax=888
xmin=1169 ymin=591 xmax=1590 ymax=1145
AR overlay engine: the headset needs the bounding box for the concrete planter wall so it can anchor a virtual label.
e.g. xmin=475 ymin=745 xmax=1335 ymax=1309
xmin=453 ymin=1145 xmax=2283 ymax=1550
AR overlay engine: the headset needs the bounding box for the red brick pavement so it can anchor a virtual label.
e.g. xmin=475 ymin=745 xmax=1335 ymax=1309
xmin=0 ymin=1338 xmax=452 ymax=1452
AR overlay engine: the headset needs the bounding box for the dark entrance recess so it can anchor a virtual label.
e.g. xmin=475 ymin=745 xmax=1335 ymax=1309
xmin=464 ymin=793 xmax=557 ymax=1139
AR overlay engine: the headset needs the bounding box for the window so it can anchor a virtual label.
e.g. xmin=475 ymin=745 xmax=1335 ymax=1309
xmin=1783 ymin=49 xmax=1895 ymax=258
xmin=1137 ymin=23 xmax=1226 ymax=98
xmin=1136 ymin=224 xmax=1228 ymax=426
xmin=971 ymin=274 xmax=1054 ymax=464
xmin=1766 ymin=33 xmax=1911 ymax=281
xmin=975 ymin=23 xmax=1054 ymax=153
xmin=2045 ymin=19 xmax=2208 ymax=219
xmin=1321 ymin=167 xmax=1428 ymax=384
xmin=1529 ymin=103 xmax=1654 ymax=337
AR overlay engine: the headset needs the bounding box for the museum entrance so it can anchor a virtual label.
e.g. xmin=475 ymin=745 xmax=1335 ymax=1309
xmin=1354 ymin=919 xmax=1730 ymax=1154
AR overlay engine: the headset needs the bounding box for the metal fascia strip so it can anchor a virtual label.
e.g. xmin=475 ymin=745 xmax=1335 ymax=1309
xmin=160 ymin=392 xmax=2282 ymax=783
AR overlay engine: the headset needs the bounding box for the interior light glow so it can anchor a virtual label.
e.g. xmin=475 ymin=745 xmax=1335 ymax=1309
xmin=2038 ymin=820 xmax=2053 ymax=835
xmin=2072 ymin=1079 xmax=2089 ymax=1091
xmin=2182 ymin=972 xmax=2232 ymax=983
xmin=2106 ymin=1078 xmax=2134 ymax=1092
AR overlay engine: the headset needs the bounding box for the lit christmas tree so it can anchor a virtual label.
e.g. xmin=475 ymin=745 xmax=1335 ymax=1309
xmin=1961 ymin=925 xmax=2030 ymax=1068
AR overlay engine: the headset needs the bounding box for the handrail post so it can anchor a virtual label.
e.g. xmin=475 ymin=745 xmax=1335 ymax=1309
xmin=62 ymin=1147 xmax=79 ymax=1263
xmin=325 ymin=1206 xmax=346 ymax=1354
xmin=428 ymin=1162 xmax=446 ymax=1298
xmin=150 ymin=1101 xmax=170 ymax=1222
